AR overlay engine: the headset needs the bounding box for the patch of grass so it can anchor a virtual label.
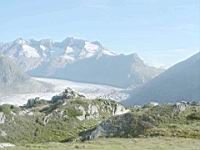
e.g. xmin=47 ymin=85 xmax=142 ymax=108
xmin=5 ymin=138 xmax=200 ymax=150
xmin=0 ymin=104 xmax=14 ymax=115
xmin=66 ymin=107 xmax=83 ymax=117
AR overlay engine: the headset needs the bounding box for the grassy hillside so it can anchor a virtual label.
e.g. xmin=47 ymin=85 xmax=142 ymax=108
xmin=79 ymin=102 xmax=200 ymax=140
xmin=1 ymin=89 xmax=200 ymax=146
xmin=0 ymin=90 xmax=127 ymax=144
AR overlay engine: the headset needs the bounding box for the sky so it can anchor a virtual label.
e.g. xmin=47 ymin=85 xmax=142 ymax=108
xmin=0 ymin=0 xmax=199 ymax=67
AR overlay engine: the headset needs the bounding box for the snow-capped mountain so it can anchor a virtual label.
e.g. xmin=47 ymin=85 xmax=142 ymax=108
xmin=0 ymin=37 xmax=163 ymax=88
xmin=0 ymin=37 xmax=116 ymax=70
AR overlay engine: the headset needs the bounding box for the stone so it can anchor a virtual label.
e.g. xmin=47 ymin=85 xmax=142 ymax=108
xmin=0 ymin=112 xmax=6 ymax=124
xmin=0 ymin=143 xmax=15 ymax=148
xmin=0 ymin=130 xmax=7 ymax=137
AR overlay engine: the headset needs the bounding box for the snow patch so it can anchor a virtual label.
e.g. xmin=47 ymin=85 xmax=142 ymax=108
xmin=22 ymin=45 xmax=40 ymax=58
xmin=79 ymin=50 xmax=96 ymax=59
xmin=102 ymin=49 xmax=116 ymax=56
xmin=65 ymin=46 xmax=74 ymax=54
xmin=62 ymin=55 xmax=75 ymax=62
xmin=40 ymin=45 xmax=47 ymax=51
xmin=84 ymin=42 xmax=99 ymax=52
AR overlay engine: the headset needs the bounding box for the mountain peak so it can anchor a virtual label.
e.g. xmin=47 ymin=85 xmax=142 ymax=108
xmin=14 ymin=37 xmax=27 ymax=45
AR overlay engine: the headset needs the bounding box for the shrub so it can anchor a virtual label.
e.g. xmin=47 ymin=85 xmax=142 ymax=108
xmin=67 ymin=107 xmax=83 ymax=117
xmin=0 ymin=104 xmax=12 ymax=115
xmin=187 ymin=112 xmax=200 ymax=120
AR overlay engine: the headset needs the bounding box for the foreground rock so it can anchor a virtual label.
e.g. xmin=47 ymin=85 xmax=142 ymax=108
xmin=79 ymin=113 xmax=137 ymax=140
xmin=0 ymin=143 xmax=15 ymax=148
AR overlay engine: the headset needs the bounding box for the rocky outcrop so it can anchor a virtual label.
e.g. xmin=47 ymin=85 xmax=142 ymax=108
xmin=76 ymin=101 xmax=128 ymax=121
xmin=79 ymin=113 xmax=141 ymax=141
xmin=0 ymin=143 xmax=15 ymax=148
xmin=52 ymin=87 xmax=86 ymax=103
xmin=173 ymin=101 xmax=189 ymax=113
xmin=0 ymin=113 xmax=6 ymax=124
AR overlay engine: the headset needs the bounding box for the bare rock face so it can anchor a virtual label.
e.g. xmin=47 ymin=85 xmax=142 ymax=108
xmin=76 ymin=101 xmax=128 ymax=121
xmin=0 ymin=112 xmax=6 ymax=124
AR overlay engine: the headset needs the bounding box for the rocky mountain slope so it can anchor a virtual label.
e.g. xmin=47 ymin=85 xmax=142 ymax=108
xmin=0 ymin=55 xmax=51 ymax=96
xmin=124 ymin=52 xmax=200 ymax=105
xmin=0 ymin=37 xmax=162 ymax=88
xmin=0 ymin=55 xmax=28 ymax=87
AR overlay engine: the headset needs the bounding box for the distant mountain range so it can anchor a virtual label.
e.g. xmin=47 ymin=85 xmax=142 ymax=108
xmin=0 ymin=37 xmax=163 ymax=88
xmin=124 ymin=52 xmax=200 ymax=105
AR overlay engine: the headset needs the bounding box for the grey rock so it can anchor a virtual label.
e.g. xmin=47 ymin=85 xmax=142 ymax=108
xmin=173 ymin=101 xmax=189 ymax=113
xmin=0 ymin=112 xmax=6 ymax=124
xmin=79 ymin=113 xmax=136 ymax=141
xmin=52 ymin=87 xmax=86 ymax=103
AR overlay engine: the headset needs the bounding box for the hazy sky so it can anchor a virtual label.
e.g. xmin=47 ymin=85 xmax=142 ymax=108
xmin=0 ymin=0 xmax=199 ymax=67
